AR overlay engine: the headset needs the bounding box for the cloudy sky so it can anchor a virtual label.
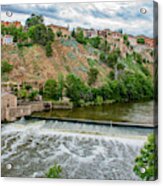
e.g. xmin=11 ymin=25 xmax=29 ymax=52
xmin=1 ymin=0 xmax=154 ymax=37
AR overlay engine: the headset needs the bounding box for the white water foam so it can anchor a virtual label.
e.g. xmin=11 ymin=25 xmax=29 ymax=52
xmin=1 ymin=120 xmax=148 ymax=180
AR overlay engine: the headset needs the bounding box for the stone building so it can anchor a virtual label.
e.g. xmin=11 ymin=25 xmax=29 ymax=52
xmin=1 ymin=93 xmax=17 ymax=121
xmin=48 ymin=24 xmax=70 ymax=38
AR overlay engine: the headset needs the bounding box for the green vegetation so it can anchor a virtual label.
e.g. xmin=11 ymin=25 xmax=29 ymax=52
xmin=134 ymin=134 xmax=158 ymax=181
xmin=46 ymin=163 xmax=62 ymax=178
xmin=16 ymin=83 xmax=39 ymax=101
xmin=137 ymin=38 xmax=145 ymax=44
xmin=65 ymin=74 xmax=88 ymax=106
xmin=43 ymin=79 xmax=58 ymax=100
xmin=56 ymin=30 xmax=62 ymax=37
xmin=25 ymin=14 xmax=44 ymax=28
xmin=87 ymin=68 xmax=99 ymax=86
xmin=45 ymin=42 xmax=53 ymax=57
xmin=75 ymin=28 xmax=87 ymax=44
xmin=28 ymin=90 xmax=39 ymax=101
xmin=123 ymin=34 xmax=128 ymax=41
xmin=1 ymin=60 xmax=13 ymax=74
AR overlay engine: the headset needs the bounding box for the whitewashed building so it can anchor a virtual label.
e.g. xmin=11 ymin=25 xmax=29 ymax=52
xmin=2 ymin=35 xmax=13 ymax=45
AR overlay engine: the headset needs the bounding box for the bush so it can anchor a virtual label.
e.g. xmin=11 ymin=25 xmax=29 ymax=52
xmin=123 ymin=34 xmax=128 ymax=41
xmin=87 ymin=68 xmax=99 ymax=86
xmin=95 ymin=96 xmax=103 ymax=105
xmin=1 ymin=61 xmax=13 ymax=74
xmin=46 ymin=163 xmax=62 ymax=178
xmin=137 ymin=38 xmax=145 ymax=44
xmin=133 ymin=134 xmax=158 ymax=181
xmin=28 ymin=90 xmax=39 ymax=101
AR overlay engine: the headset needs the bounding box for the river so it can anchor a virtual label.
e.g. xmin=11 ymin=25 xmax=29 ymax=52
xmin=33 ymin=101 xmax=155 ymax=124
xmin=1 ymin=101 xmax=156 ymax=180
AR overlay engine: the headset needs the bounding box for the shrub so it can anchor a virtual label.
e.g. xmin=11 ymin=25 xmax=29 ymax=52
xmin=123 ymin=34 xmax=128 ymax=41
xmin=137 ymin=38 xmax=145 ymax=44
xmin=28 ymin=90 xmax=39 ymax=101
xmin=1 ymin=61 xmax=13 ymax=74
xmin=133 ymin=134 xmax=158 ymax=181
xmin=46 ymin=163 xmax=62 ymax=178
xmin=87 ymin=68 xmax=99 ymax=86
xmin=45 ymin=42 xmax=53 ymax=57
xmin=56 ymin=30 xmax=62 ymax=37
xmin=95 ymin=96 xmax=103 ymax=105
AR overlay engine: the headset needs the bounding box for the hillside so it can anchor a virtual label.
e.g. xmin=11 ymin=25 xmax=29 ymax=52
xmin=1 ymin=39 xmax=112 ymax=86
xmin=1 ymin=37 xmax=154 ymax=87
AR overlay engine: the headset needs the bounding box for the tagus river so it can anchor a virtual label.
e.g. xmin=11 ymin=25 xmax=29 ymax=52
xmin=1 ymin=101 xmax=155 ymax=180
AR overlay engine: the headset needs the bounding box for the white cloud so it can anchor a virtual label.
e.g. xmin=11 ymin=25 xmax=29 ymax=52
xmin=1 ymin=1 xmax=154 ymax=37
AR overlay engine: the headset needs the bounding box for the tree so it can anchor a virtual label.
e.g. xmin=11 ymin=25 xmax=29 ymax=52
xmin=89 ymin=36 xmax=101 ymax=49
xmin=107 ymin=48 xmax=121 ymax=80
xmin=65 ymin=74 xmax=87 ymax=105
xmin=75 ymin=28 xmax=86 ymax=44
xmin=28 ymin=24 xmax=48 ymax=46
xmin=133 ymin=134 xmax=158 ymax=181
xmin=25 ymin=14 xmax=44 ymax=28
xmin=47 ymin=27 xmax=55 ymax=42
xmin=45 ymin=42 xmax=53 ymax=57
xmin=87 ymin=68 xmax=99 ymax=86
xmin=43 ymin=79 xmax=58 ymax=100
xmin=57 ymin=74 xmax=64 ymax=100
xmin=71 ymin=28 xmax=76 ymax=38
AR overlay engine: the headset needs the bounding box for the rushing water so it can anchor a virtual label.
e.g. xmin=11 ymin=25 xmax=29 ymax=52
xmin=1 ymin=118 xmax=154 ymax=180
xmin=33 ymin=101 xmax=154 ymax=124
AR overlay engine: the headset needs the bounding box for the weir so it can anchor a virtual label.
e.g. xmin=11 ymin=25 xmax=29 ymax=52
xmin=1 ymin=119 xmax=150 ymax=179
xmin=27 ymin=115 xmax=157 ymax=129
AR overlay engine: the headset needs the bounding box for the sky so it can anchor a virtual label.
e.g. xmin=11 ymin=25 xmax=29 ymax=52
xmin=1 ymin=0 xmax=154 ymax=37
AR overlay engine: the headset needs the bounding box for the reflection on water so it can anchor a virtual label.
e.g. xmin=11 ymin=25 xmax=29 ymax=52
xmin=33 ymin=101 xmax=154 ymax=124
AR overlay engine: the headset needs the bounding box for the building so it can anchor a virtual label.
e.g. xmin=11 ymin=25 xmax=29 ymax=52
xmin=128 ymin=35 xmax=137 ymax=46
xmin=48 ymin=24 xmax=70 ymax=37
xmin=111 ymin=31 xmax=122 ymax=39
xmin=1 ymin=93 xmax=17 ymax=121
xmin=97 ymin=29 xmax=111 ymax=38
xmin=1 ymin=21 xmax=22 ymax=28
xmin=1 ymin=35 xmax=13 ymax=45
xmin=1 ymin=93 xmax=17 ymax=109
xmin=83 ymin=28 xmax=98 ymax=38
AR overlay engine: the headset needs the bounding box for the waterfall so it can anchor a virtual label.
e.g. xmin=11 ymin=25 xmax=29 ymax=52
xmin=1 ymin=119 xmax=150 ymax=180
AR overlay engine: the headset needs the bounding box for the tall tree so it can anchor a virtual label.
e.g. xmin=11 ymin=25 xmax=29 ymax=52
xmin=25 ymin=14 xmax=44 ymax=28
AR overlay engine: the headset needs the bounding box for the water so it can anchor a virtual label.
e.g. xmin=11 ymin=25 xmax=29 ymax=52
xmin=1 ymin=119 xmax=154 ymax=180
xmin=33 ymin=101 xmax=154 ymax=124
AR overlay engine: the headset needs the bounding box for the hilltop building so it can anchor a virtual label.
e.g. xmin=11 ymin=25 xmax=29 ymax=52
xmin=48 ymin=24 xmax=70 ymax=38
xmin=83 ymin=28 xmax=98 ymax=38
xmin=1 ymin=35 xmax=13 ymax=45
xmin=1 ymin=21 xmax=22 ymax=28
